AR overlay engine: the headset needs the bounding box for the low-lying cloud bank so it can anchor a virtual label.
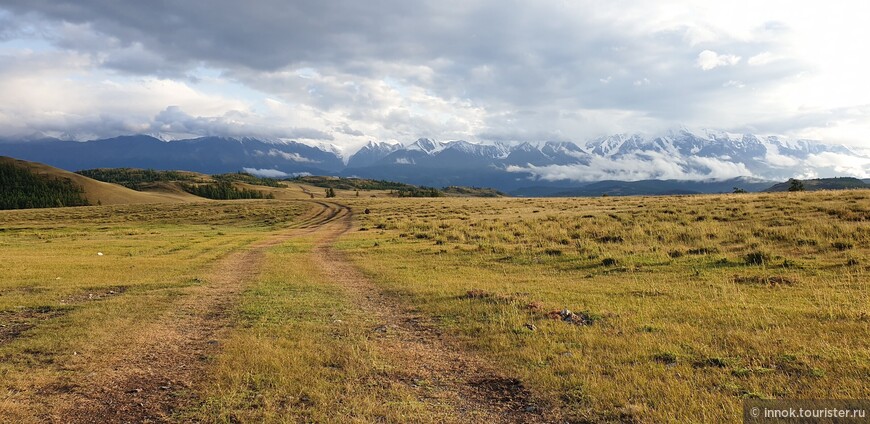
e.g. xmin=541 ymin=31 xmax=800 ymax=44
xmin=507 ymin=151 xmax=869 ymax=182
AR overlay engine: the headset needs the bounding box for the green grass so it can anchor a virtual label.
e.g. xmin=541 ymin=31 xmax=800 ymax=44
xmin=0 ymin=201 xmax=308 ymax=421
xmin=190 ymin=236 xmax=432 ymax=423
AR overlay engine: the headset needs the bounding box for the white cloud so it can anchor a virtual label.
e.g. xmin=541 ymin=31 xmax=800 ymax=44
xmin=696 ymin=50 xmax=741 ymax=70
xmin=803 ymin=152 xmax=870 ymax=178
xmin=748 ymin=52 xmax=780 ymax=66
xmin=507 ymin=151 xmax=753 ymax=182
xmin=242 ymin=167 xmax=288 ymax=178
xmin=267 ymin=149 xmax=319 ymax=163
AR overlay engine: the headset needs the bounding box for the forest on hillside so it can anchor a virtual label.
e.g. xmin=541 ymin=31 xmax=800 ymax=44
xmin=1 ymin=162 xmax=90 ymax=209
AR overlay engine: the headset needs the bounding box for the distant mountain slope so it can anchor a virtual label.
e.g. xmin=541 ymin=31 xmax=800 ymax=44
xmin=0 ymin=157 xmax=198 ymax=207
xmin=2 ymin=129 xmax=867 ymax=193
xmin=763 ymin=177 xmax=869 ymax=192
xmin=0 ymin=135 xmax=344 ymax=175
xmin=537 ymin=177 xmax=775 ymax=197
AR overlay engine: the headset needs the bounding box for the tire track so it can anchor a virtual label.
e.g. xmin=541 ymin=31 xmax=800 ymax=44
xmin=44 ymin=200 xmax=347 ymax=423
xmin=309 ymin=203 xmax=550 ymax=423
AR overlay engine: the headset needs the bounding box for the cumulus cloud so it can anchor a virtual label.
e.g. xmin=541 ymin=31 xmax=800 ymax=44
xmin=696 ymin=50 xmax=741 ymax=70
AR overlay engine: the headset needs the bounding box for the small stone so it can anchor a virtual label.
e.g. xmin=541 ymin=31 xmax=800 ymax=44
xmin=523 ymin=323 xmax=537 ymax=332
xmin=524 ymin=405 xmax=537 ymax=413
xmin=373 ymin=325 xmax=388 ymax=333
xmin=159 ymin=385 xmax=171 ymax=390
xmin=126 ymin=388 xmax=142 ymax=394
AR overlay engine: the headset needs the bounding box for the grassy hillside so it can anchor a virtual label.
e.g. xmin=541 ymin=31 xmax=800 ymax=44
xmin=76 ymin=168 xmax=203 ymax=190
xmin=290 ymin=175 xmax=503 ymax=197
xmin=1 ymin=158 xmax=89 ymax=209
xmin=289 ymin=175 xmax=418 ymax=191
xmin=441 ymin=186 xmax=506 ymax=197
xmin=1 ymin=157 xmax=198 ymax=208
xmin=764 ymin=177 xmax=869 ymax=192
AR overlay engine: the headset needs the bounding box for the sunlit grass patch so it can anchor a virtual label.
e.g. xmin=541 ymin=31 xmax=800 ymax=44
xmin=340 ymin=191 xmax=870 ymax=422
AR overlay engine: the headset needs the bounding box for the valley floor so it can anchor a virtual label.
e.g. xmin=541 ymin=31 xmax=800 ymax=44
xmin=0 ymin=191 xmax=868 ymax=423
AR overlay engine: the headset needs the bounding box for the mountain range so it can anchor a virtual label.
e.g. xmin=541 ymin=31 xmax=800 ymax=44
xmin=1 ymin=129 xmax=867 ymax=195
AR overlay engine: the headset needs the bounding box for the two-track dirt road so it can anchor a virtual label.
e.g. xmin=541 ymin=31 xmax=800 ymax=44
xmin=50 ymin=201 xmax=546 ymax=423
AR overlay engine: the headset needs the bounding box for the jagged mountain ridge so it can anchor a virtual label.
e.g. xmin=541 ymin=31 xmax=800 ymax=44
xmin=0 ymin=130 xmax=866 ymax=193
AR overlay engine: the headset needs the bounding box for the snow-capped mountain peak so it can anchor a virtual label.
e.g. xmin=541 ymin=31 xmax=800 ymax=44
xmin=406 ymin=138 xmax=444 ymax=153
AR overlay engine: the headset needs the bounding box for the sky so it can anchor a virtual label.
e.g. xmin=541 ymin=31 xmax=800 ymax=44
xmin=0 ymin=0 xmax=869 ymax=155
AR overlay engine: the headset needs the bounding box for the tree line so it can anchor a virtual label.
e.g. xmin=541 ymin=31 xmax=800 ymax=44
xmin=77 ymin=168 xmax=193 ymax=190
xmin=179 ymin=181 xmax=274 ymax=200
xmin=1 ymin=163 xmax=90 ymax=209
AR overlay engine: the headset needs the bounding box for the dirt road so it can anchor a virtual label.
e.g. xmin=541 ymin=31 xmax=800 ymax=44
xmin=48 ymin=201 xmax=546 ymax=423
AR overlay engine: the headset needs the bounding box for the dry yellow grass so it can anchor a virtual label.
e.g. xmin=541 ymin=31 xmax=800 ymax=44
xmin=1 ymin=190 xmax=867 ymax=423
xmin=339 ymin=190 xmax=869 ymax=422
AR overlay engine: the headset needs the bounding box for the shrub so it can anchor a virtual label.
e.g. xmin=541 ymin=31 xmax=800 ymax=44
xmin=743 ymin=251 xmax=770 ymax=266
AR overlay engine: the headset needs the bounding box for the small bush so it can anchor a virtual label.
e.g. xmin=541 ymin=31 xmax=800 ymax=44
xmin=743 ymin=251 xmax=770 ymax=266
xmin=652 ymin=352 xmax=678 ymax=365
xmin=733 ymin=275 xmax=797 ymax=286
xmin=687 ymin=247 xmax=719 ymax=255
xmin=598 ymin=235 xmax=624 ymax=243
xmin=693 ymin=357 xmax=729 ymax=368
xmin=832 ymin=241 xmax=853 ymax=251
xmin=602 ymin=258 xmax=619 ymax=267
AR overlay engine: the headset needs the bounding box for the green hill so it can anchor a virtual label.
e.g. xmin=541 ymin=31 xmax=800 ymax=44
xmin=1 ymin=157 xmax=90 ymax=209
xmin=763 ymin=177 xmax=869 ymax=192
xmin=288 ymin=175 xmax=417 ymax=191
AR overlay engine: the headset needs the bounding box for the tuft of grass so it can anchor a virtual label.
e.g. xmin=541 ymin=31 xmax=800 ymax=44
xmin=743 ymin=251 xmax=771 ymax=266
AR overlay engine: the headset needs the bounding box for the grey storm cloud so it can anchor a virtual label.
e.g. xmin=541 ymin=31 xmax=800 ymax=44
xmin=1 ymin=1 xmax=800 ymax=107
xmin=0 ymin=0 xmax=864 ymax=152
xmin=152 ymin=106 xmax=334 ymax=141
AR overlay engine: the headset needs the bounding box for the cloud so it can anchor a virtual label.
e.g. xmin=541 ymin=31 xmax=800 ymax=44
xmin=507 ymin=151 xmax=753 ymax=182
xmin=0 ymin=1 xmax=867 ymax=152
xmin=335 ymin=123 xmax=364 ymax=137
xmin=802 ymin=152 xmax=870 ymax=178
xmin=266 ymin=149 xmax=320 ymax=163
xmin=748 ymin=51 xmax=780 ymax=66
xmin=696 ymin=50 xmax=741 ymax=70
xmin=242 ymin=167 xmax=288 ymax=178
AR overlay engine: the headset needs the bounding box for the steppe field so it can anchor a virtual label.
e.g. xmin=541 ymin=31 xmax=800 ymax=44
xmin=0 ymin=190 xmax=867 ymax=423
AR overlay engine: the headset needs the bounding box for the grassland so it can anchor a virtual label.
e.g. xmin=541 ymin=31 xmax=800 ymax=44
xmin=0 ymin=189 xmax=867 ymax=423
xmin=0 ymin=201 xmax=310 ymax=421
xmin=340 ymin=190 xmax=869 ymax=422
